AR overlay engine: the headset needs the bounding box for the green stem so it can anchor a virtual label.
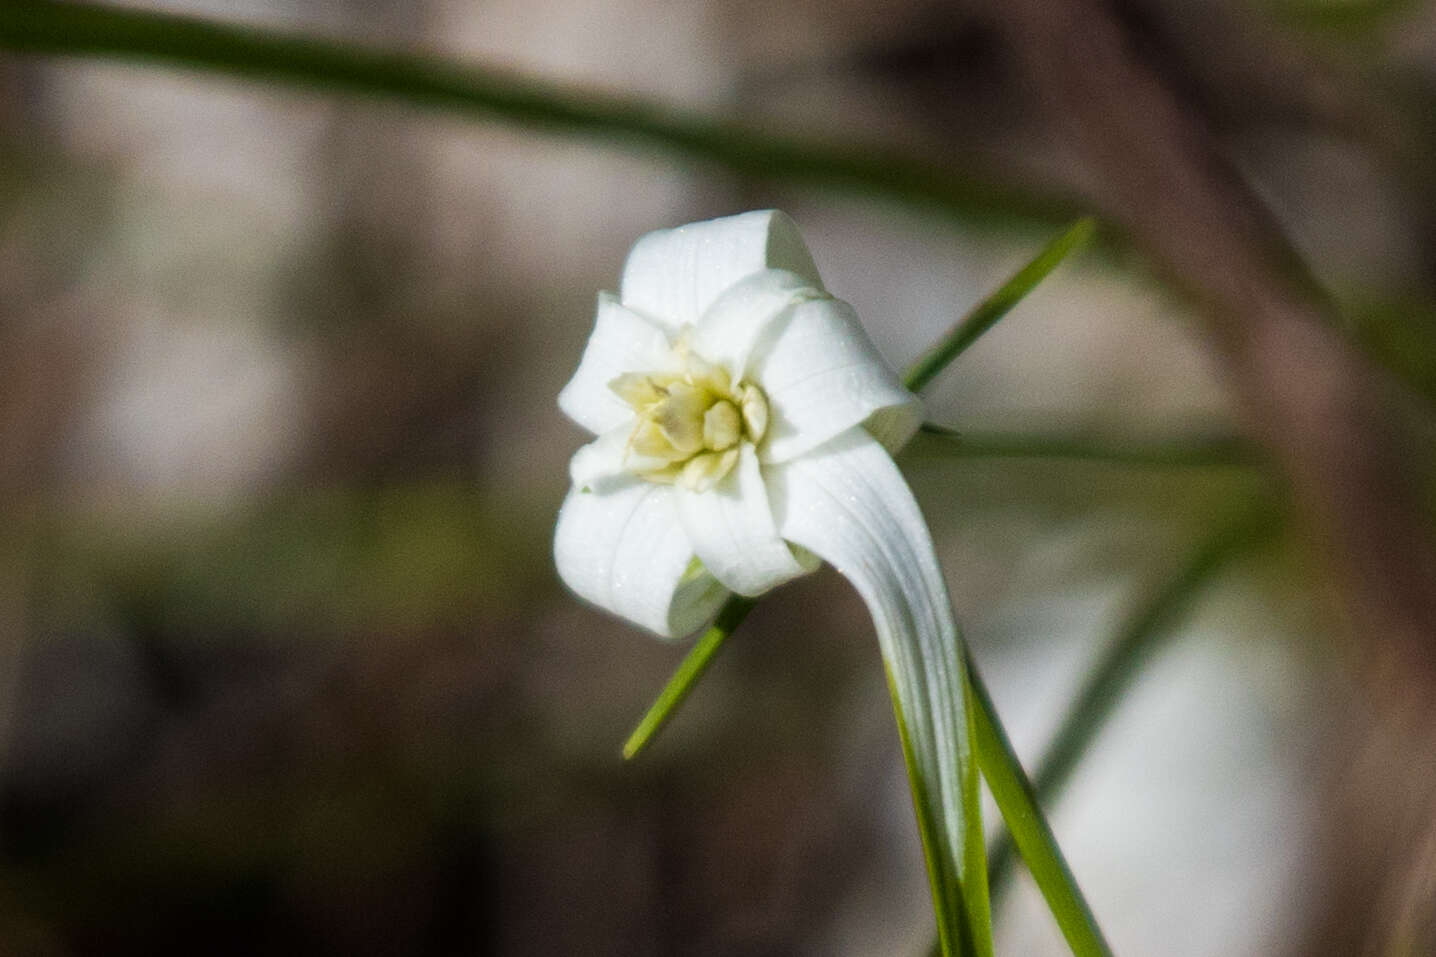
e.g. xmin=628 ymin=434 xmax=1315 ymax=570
xmin=967 ymin=652 xmax=1112 ymax=957
xmin=621 ymin=597 xmax=754 ymax=759
xmin=886 ymin=662 xmax=983 ymax=957
xmin=903 ymin=218 xmax=1097 ymax=393
xmin=984 ymin=507 xmax=1279 ymax=898
xmin=0 ymin=1 xmax=1074 ymax=231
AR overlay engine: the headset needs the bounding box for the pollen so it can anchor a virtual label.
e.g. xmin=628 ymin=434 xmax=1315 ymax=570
xmin=609 ymin=339 xmax=769 ymax=491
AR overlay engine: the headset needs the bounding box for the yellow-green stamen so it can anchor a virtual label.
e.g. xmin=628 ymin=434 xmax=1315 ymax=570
xmin=609 ymin=337 xmax=769 ymax=491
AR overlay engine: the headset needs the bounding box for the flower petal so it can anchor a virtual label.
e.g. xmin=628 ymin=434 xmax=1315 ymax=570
xmin=770 ymin=427 xmax=985 ymax=950
xmin=558 ymin=293 xmax=673 ymax=436
xmin=554 ymin=479 xmax=728 ymax=639
xmin=690 ymin=269 xmax=826 ymax=381
xmin=749 ymin=297 xmax=921 ymax=463
xmin=571 ymin=424 xmax=681 ymax=489
xmin=674 ymin=443 xmax=816 ymax=597
xmin=620 ymin=210 xmax=824 ymax=331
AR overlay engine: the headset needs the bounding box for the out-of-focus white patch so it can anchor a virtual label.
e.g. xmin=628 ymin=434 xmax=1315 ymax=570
xmin=45 ymin=34 xmax=323 ymax=504
xmin=989 ymin=578 xmax=1315 ymax=957
xmin=435 ymin=0 xmax=726 ymax=105
xmin=75 ymin=311 xmax=300 ymax=499
xmin=425 ymin=0 xmax=731 ymax=303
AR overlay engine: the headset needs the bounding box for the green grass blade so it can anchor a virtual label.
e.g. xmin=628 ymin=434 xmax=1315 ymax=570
xmin=903 ymin=218 xmax=1097 ymax=394
xmin=885 ymin=661 xmax=982 ymax=957
xmin=0 ymin=1 xmax=1073 ymax=231
xmin=621 ymin=596 xmax=754 ymax=759
xmin=913 ymin=425 xmax=1260 ymax=470
xmin=960 ymin=675 xmax=994 ymax=956
xmin=984 ymin=507 xmax=1280 ymax=899
xmin=967 ymin=652 xmax=1112 ymax=957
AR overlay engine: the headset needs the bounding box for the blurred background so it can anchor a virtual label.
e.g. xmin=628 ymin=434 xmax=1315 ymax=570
xmin=2 ymin=0 xmax=1435 ymax=953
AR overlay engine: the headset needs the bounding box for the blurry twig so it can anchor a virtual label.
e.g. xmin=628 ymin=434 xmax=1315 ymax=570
xmin=0 ymin=0 xmax=1074 ymax=232
xmin=992 ymin=0 xmax=1436 ymax=667
xmin=988 ymin=0 xmax=1436 ymax=944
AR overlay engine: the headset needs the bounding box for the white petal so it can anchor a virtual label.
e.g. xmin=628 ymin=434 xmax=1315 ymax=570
xmin=558 ymin=293 xmax=673 ymax=436
xmin=569 ymin=425 xmax=645 ymax=489
xmin=620 ymin=210 xmax=824 ymax=331
xmin=675 ymin=443 xmax=816 ymax=597
xmin=749 ymin=297 xmax=921 ymax=463
xmin=690 ymin=269 xmax=825 ymax=381
xmin=554 ymin=480 xmax=728 ymax=639
xmin=771 ymin=427 xmax=978 ymax=920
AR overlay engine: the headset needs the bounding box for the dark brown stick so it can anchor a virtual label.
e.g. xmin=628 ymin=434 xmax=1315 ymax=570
xmin=988 ymin=0 xmax=1436 ymax=948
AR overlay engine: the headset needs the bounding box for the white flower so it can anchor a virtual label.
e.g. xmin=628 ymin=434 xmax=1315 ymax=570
xmin=554 ymin=212 xmax=985 ymax=952
xmin=554 ymin=209 xmax=924 ymax=636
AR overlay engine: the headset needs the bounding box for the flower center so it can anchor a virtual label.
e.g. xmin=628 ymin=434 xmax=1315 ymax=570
xmin=609 ymin=338 xmax=769 ymax=492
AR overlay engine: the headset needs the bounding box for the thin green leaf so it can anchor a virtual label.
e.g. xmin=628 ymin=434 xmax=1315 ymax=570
xmin=985 ymin=507 xmax=1279 ymax=899
xmin=0 ymin=1 xmax=1074 ymax=232
xmin=960 ymin=675 xmax=994 ymax=956
xmin=903 ymin=218 xmax=1097 ymax=394
xmin=885 ymin=660 xmax=984 ymax=957
xmin=913 ymin=425 xmax=1260 ymax=470
xmin=966 ymin=652 xmax=1112 ymax=957
xmin=621 ymin=596 xmax=754 ymax=759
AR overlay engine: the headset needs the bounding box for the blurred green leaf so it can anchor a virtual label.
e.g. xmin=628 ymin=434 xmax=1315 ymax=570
xmin=0 ymin=0 xmax=1075 ymax=232
xmin=1347 ymin=296 xmax=1436 ymax=405
xmin=69 ymin=482 xmax=546 ymax=638
xmin=887 ymin=652 xmax=992 ymax=957
xmin=1265 ymin=0 xmax=1417 ymax=33
xmin=912 ymin=426 xmax=1260 ymax=470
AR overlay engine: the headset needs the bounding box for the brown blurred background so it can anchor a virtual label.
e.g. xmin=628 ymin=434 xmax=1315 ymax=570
xmin=2 ymin=0 xmax=1436 ymax=953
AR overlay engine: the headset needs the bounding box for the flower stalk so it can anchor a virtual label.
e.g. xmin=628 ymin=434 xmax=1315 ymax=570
xmin=613 ymin=215 xmax=1113 ymax=955
xmin=554 ymin=211 xmax=990 ymax=954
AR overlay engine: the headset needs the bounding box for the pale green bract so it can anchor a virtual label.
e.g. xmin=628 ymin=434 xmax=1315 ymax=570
xmin=553 ymin=210 xmax=989 ymax=955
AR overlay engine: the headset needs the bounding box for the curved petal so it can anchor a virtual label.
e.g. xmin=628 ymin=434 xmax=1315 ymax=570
xmin=558 ymin=293 xmax=673 ymax=436
xmin=620 ymin=210 xmax=824 ymax=331
xmin=569 ymin=425 xmax=648 ymax=489
xmin=674 ymin=443 xmax=816 ymax=597
xmin=770 ymin=427 xmax=987 ymax=952
xmin=554 ymin=479 xmax=727 ymax=639
xmin=690 ymin=269 xmax=826 ymax=381
xmin=749 ymin=296 xmax=922 ymax=463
